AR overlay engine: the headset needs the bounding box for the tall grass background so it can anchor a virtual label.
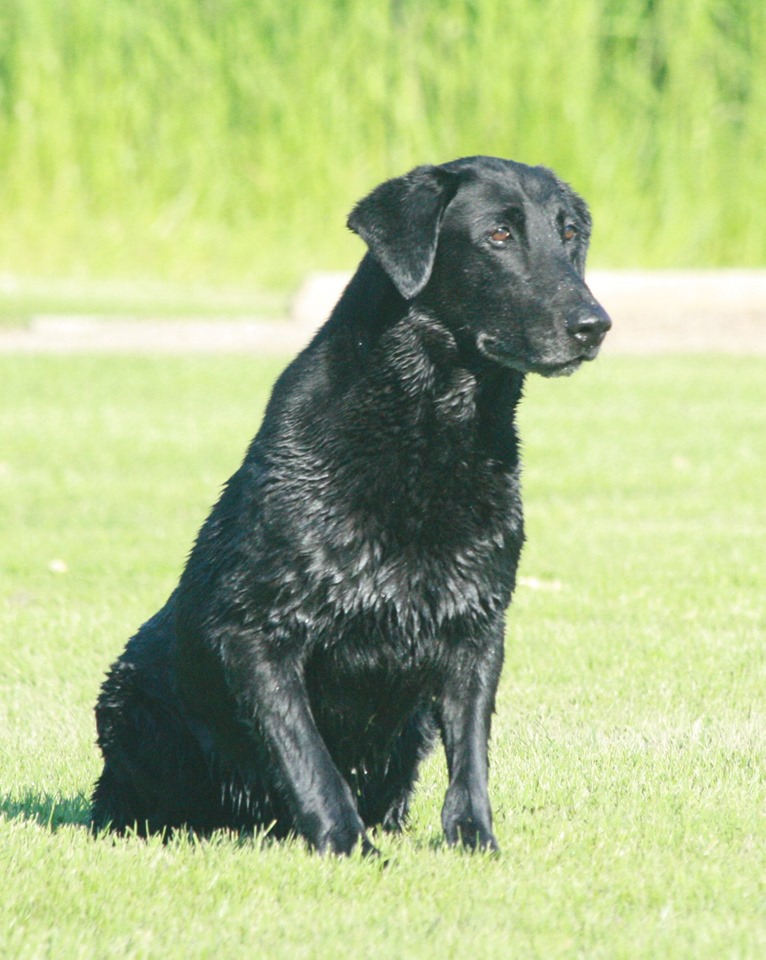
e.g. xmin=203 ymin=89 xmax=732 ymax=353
xmin=0 ymin=0 xmax=764 ymax=286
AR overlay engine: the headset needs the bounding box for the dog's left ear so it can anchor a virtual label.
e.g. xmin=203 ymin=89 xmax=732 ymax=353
xmin=347 ymin=165 xmax=460 ymax=299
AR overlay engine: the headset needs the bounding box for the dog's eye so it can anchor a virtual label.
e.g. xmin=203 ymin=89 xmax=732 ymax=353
xmin=489 ymin=227 xmax=511 ymax=245
xmin=563 ymin=224 xmax=578 ymax=242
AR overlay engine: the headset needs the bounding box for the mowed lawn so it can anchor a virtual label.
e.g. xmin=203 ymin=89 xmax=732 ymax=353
xmin=0 ymin=352 xmax=764 ymax=959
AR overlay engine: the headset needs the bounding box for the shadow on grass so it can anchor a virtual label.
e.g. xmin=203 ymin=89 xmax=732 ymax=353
xmin=0 ymin=791 xmax=91 ymax=831
xmin=0 ymin=793 xmax=300 ymax=850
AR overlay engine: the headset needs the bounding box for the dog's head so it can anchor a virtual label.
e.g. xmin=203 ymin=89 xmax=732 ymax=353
xmin=348 ymin=156 xmax=610 ymax=377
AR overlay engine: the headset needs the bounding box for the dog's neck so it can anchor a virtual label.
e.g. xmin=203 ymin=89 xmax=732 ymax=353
xmin=321 ymin=254 xmax=409 ymax=345
xmin=294 ymin=259 xmax=522 ymax=473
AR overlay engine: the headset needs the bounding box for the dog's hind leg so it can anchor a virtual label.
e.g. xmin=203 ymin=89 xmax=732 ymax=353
xmin=92 ymin=659 xmax=221 ymax=836
xmin=90 ymin=760 xmax=152 ymax=836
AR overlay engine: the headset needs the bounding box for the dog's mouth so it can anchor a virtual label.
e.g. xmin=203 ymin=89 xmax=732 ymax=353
xmin=477 ymin=334 xmax=591 ymax=378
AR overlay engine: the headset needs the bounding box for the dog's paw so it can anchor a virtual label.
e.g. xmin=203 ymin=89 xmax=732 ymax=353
xmin=313 ymin=817 xmax=378 ymax=858
xmin=444 ymin=817 xmax=499 ymax=853
xmin=442 ymin=787 xmax=499 ymax=853
xmin=321 ymin=831 xmax=380 ymax=858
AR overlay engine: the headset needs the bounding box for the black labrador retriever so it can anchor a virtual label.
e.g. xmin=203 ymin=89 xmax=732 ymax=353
xmin=91 ymin=156 xmax=610 ymax=854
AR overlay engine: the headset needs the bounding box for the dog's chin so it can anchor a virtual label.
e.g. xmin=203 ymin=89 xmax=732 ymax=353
xmin=477 ymin=335 xmax=588 ymax=378
xmin=532 ymin=358 xmax=584 ymax=378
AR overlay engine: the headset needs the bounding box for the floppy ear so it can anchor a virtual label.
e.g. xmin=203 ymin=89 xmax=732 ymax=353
xmin=347 ymin=165 xmax=460 ymax=299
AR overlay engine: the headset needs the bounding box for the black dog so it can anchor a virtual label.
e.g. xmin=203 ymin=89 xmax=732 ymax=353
xmin=91 ymin=156 xmax=610 ymax=854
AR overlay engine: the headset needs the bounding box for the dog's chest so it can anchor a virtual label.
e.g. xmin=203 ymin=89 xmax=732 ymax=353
xmin=260 ymin=319 xmax=524 ymax=644
xmin=272 ymin=430 xmax=523 ymax=644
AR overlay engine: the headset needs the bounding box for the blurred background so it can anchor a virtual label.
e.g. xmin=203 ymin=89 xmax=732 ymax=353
xmin=0 ymin=0 xmax=764 ymax=294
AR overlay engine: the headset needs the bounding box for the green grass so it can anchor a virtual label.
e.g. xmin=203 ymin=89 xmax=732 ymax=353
xmin=1 ymin=353 xmax=764 ymax=958
xmin=0 ymin=277 xmax=289 ymax=328
xmin=0 ymin=0 xmax=765 ymax=285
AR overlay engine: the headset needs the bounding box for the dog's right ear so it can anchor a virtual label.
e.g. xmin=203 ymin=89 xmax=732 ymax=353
xmin=347 ymin=165 xmax=460 ymax=300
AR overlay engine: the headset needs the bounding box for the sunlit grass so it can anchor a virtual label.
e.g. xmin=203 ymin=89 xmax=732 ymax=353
xmin=0 ymin=0 xmax=764 ymax=285
xmin=1 ymin=353 xmax=764 ymax=958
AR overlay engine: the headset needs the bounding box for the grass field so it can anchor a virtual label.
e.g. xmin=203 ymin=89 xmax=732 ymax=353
xmin=1 ymin=353 xmax=764 ymax=958
xmin=1 ymin=0 xmax=765 ymax=283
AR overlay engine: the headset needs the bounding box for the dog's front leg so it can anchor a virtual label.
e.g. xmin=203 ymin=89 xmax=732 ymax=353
xmin=437 ymin=636 xmax=504 ymax=852
xmin=240 ymin=656 xmax=375 ymax=856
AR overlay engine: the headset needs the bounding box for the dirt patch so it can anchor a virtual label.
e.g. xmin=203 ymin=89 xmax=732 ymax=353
xmin=588 ymin=270 xmax=766 ymax=354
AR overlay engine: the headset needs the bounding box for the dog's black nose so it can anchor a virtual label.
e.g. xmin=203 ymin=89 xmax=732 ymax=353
xmin=567 ymin=306 xmax=612 ymax=347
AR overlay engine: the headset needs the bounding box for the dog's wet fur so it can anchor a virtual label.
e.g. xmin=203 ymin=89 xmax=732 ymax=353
xmin=91 ymin=156 xmax=610 ymax=854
